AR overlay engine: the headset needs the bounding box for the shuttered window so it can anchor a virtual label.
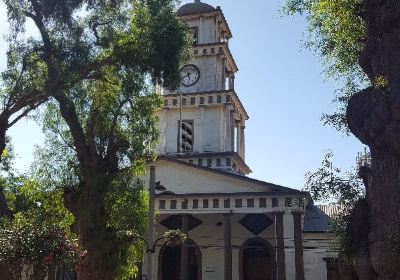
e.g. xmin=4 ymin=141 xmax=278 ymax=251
xmin=178 ymin=120 xmax=194 ymax=152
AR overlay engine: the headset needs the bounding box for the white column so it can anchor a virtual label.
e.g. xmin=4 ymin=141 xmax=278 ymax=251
xmin=240 ymin=124 xmax=245 ymax=159
xmin=199 ymin=106 xmax=205 ymax=153
xmin=161 ymin=108 xmax=169 ymax=154
xmin=236 ymin=121 xmax=241 ymax=154
xmin=283 ymin=211 xmax=296 ymax=280
xmin=225 ymin=105 xmax=232 ymax=151
xmin=199 ymin=16 xmax=203 ymax=44
xmin=220 ymin=105 xmax=225 ymax=152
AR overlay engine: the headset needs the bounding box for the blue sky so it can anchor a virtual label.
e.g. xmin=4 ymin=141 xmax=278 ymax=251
xmin=0 ymin=0 xmax=363 ymax=190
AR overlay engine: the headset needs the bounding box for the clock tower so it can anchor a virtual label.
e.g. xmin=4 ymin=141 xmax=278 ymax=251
xmin=156 ymin=0 xmax=250 ymax=175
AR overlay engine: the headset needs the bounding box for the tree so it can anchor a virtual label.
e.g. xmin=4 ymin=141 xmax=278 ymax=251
xmin=304 ymin=151 xmax=376 ymax=278
xmin=285 ymin=0 xmax=400 ymax=278
xmin=2 ymin=0 xmax=190 ymax=279
xmin=0 ymin=173 xmax=80 ymax=280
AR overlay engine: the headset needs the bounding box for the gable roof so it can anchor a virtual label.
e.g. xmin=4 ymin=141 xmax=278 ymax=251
xmin=303 ymin=204 xmax=343 ymax=233
xmin=157 ymin=156 xmax=305 ymax=195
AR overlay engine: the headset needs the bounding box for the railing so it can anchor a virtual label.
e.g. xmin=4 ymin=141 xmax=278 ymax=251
xmin=356 ymin=147 xmax=371 ymax=168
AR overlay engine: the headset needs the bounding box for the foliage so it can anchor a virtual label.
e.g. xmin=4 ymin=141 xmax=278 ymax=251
xmin=163 ymin=229 xmax=187 ymax=246
xmin=283 ymin=0 xmax=368 ymax=132
xmin=283 ymin=0 xmax=365 ymax=79
xmin=304 ymin=150 xmax=365 ymax=259
xmin=305 ymin=150 xmax=364 ymax=206
xmin=2 ymin=0 xmax=191 ymax=278
xmin=0 ymin=176 xmax=79 ymax=278
xmin=105 ymin=176 xmax=149 ymax=280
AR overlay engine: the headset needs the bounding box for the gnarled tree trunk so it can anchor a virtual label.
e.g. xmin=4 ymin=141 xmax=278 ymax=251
xmin=346 ymin=1 xmax=400 ymax=278
xmin=64 ymin=168 xmax=119 ymax=280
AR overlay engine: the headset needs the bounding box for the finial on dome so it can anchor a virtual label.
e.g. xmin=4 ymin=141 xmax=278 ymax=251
xmin=194 ymin=0 xmax=200 ymax=3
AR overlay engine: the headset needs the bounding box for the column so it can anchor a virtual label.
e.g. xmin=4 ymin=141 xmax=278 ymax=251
xmin=274 ymin=211 xmax=286 ymax=280
xmin=224 ymin=213 xmax=232 ymax=280
xmin=240 ymin=125 xmax=245 ymax=160
xmin=230 ymin=75 xmax=235 ymax=90
xmin=199 ymin=106 xmax=204 ymax=153
xmin=293 ymin=212 xmax=305 ymax=280
xmin=180 ymin=214 xmax=190 ymax=280
xmin=221 ymin=58 xmax=226 ymax=90
xmin=230 ymin=111 xmax=235 ymax=152
xmin=146 ymin=166 xmax=156 ymax=280
xmin=236 ymin=121 xmax=241 ymax=154
xmin=161 ymin=108 xmax=169 ymax=154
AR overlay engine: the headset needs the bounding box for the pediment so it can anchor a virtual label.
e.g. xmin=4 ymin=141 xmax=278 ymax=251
xmin=141 ymin=158 xmax=299 ymax=196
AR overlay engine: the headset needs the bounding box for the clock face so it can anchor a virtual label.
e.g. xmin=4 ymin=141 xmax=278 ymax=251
xmin=180 ymin=64 xmax=200 ymax=87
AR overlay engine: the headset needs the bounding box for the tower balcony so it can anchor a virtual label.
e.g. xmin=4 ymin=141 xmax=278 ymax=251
xmin=159 ymin=89 xmax=249 ymax=122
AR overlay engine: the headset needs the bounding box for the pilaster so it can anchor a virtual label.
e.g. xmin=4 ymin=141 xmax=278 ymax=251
xmin=274 ymin=211 xmax=286 ymax=280
xmin=180 ymin=214 xmax=190 ymax=280
xmin=224 ymin=213 xmax=232 ymax=280
xmin=293 ymin=211 xmax=305 ymax=280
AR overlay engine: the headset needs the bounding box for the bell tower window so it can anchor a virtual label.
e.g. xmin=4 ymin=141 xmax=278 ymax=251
xmin=190 ymin=27 xmax=199 ymax=45
xmin=178 ymin=120 xmax=194 ymax=152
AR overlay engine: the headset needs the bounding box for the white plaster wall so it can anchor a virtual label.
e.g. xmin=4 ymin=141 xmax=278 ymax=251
xmin=180 ymin=56 xmax=223 ymax=94
xmin=155 ymin=106 xmax=227 ymax=155
xmin=143 ymin=160 xmax=278 ymax=194
xmin=186 ymin=17 xmax=216 ymax=45
xmin=303 ymin=233 xmax=337 ymax=280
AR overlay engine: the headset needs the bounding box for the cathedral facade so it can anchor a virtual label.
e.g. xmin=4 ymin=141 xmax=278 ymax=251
xmin=142 ymin=1 xmax=339 ymax=280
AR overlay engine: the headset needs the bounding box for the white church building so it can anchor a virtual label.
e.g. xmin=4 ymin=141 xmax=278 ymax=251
xmin=143 ymin=1 xmax=340 ymax=280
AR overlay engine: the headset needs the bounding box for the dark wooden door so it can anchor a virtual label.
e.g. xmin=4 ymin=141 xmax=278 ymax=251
xmin=160 ymin=244 xmax=200 ymax=280
xmin=243 ymin=242 xmax=272 ymax=280
xmin=162 ymin=246 xmax=181 ymax=280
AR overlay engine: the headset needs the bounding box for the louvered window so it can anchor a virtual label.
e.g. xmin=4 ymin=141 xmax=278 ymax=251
xmin=178 ymin=120 xmax=194 ymax=152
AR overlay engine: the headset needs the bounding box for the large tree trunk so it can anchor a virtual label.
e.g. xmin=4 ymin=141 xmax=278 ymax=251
xmin=0 ymin=119 xmax=10 ymax=218
xmin=64 ymin=168 xmax=118 ymax=280
xmin=346 ymin=1 xmax=400 ymax=279
xmin=347 ymin=88 xmax=400 ymax=280
xmin=367 ymin=151 xmax=400 ymax=279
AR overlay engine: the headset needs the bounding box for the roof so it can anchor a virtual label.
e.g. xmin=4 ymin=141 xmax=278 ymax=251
xmin=177 ymin=1 xmax=216 ymax=16
xmin=157 ymin=155 xmax=305 ymax=195
xmin=303 ymin=204 xmax=343 ymax=233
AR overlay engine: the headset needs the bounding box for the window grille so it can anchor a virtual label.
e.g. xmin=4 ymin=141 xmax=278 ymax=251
xmin=178 ymin=120 xmax=194 ymax=152
xmin=170 ymin=200 xmax=177 ymax=209
xmin=224 ymin=199 xmax=230 ymax=208
xmin=193 ymin=199 xmax=199 ymax=209
xmin=259 ymin=198 xmax=267 ymax=208
xmin=235 ymin=199 xmax=242 ymax=208
xmin=213 ymin=199 xmax=219 ymax=208
xmin=159 ymin=200 xmax=166 ymax=209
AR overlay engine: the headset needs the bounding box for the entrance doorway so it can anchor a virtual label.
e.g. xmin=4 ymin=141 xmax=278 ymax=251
xmin=158 ymin=240 xmax=202 ymax=280
xmin=240 ymin=238 xmax=275 ymax=280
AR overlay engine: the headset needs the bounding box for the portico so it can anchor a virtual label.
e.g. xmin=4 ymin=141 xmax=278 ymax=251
xmin=153 ymin=193 xmax=306 ymax=280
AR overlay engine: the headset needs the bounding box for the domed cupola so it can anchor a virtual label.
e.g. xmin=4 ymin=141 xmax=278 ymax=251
xmin=177 ymin=0 xmax=216 ymax=16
